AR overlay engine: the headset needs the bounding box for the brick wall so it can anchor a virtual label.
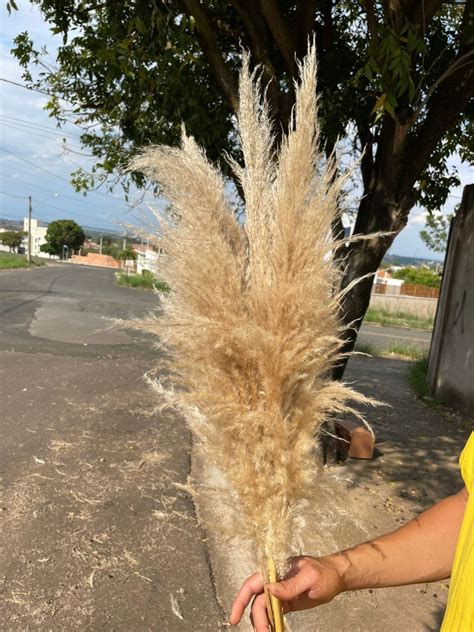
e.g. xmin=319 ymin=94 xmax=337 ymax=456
xmin=71 ymin=253 xmax=120 ymax=269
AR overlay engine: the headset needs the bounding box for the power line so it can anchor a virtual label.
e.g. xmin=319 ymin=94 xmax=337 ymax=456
xmin=0 ymin=211 xmax=22 ymax=218
xmin=0 ymin=145 xmax=126 ymax=202
xmin=0 ymin=114 xmax=83 ymax=139
xmin=1 ymin=173 xmax=104 ymax=209
xmin=0 ymin=116 xmax=94 ymax=158
xmin=1 ymin=188 xmax=109 ymax=222
xmin=0 ymin=198 xmax=121 ymax=232
xmin=1 ymin=120 xmax=79 ymax=144
xmin=0 ymin=77 xmax=65 ymax=99
xmin=5 ymin=192 xmax=115 ymax=225
xmin=2 ymin=121 xmax=73 ymax=145
xmin=2 ymin=121 xmax=94 ymax=159
xmin=0 ymin=145 xmax=74 ymax=184
xmin=0 ymin=191 xmax=28 ymax=200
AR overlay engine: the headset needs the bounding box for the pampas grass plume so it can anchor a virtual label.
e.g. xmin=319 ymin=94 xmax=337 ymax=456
xmin=129 ymin=43 xmax=375 ymax=580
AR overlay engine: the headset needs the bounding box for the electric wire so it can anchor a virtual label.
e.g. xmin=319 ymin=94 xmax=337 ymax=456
xmin=0 ymin=190 xmax=122 ymax=231
xmin=0 ymin=113 xmax=84 ymax=138
xmin=0 ymin=146 xmax=123 ymax=201
xmin=0 ymin=173 xmax=113 ymax=211
xmin=0 ymin=77 xmax=70 ymax=101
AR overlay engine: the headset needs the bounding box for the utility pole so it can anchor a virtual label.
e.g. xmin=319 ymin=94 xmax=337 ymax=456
xmin=27 ymin=195 xmax=32 ymax=263
xmin=99 ymin=236 xmax=103 ymax=255
xmin=122 ymin=237 xmax=127 ymax=250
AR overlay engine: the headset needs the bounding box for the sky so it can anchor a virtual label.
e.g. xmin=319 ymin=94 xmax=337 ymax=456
xmin=0 ymin=1 xmax=472 ymax=256
xmin=0 ymin=0 xmax=158 ymax=236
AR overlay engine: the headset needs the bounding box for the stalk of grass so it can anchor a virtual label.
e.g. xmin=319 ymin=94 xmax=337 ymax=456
xmin=130 ymin=43 xmax=377 ymax=626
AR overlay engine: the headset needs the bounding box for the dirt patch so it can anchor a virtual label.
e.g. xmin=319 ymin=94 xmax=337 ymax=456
xmin=0 ymin=352 xmax=224 ymax=631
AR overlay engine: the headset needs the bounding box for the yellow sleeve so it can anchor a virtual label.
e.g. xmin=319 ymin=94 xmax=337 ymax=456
xmin=459 ymin=432 xmax=474 ymax=493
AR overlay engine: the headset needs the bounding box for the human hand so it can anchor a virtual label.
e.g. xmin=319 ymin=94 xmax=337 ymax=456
xmin=229 ymin=555 xmax=346 ymax=631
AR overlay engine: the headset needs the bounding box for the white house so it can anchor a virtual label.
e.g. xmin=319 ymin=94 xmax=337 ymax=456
xmin=373 ymin=269 xmax=404 ymax=295
xmin=134 ymin=244 xmax=160 ymax=274
xmin=23 ymin=218 xmax=48 ymax=257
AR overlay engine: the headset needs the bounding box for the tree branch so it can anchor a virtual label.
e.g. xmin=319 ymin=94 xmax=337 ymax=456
xmin=292 ymin=0 xmax=317 ymax=57
xmin=228 ymin=0 xmax=274 ymax=71
xmin=359 ymin=0 xmax=379 ymax=40
xmin=179 ymin=0 xmax=239 ymax=113
xmin=403 ymin=0 xmax=474 ymax=190
xmin=409 ymin=0 xmax=445 ymax=33
xmin=227 ymin=0 xmax=287 ymax=121
xmin=258 ymin=0 xmax=297 ymax=73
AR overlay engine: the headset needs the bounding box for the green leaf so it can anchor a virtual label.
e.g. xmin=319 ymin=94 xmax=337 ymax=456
xmin=385 ymin=100 xmax=396 ymax=118
xmin=135 ymin=16 xmax=148 ymax=35
xmin=372 ymin=92 xmax=386 ymax=114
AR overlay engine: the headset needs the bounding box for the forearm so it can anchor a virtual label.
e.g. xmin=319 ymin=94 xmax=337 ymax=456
xmin=327 ymin=488 xmax=467 ymax=591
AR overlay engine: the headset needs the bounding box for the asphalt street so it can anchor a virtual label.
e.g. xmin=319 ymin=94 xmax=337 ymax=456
xmin=0 ymin=264 xmax=224 ymax=630
xmin=358 ymin=322 xmax=432 ymax=352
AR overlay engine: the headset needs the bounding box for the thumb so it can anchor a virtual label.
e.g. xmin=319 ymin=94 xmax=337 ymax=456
xmin=267 ymin=571 xmax=315 ymax=601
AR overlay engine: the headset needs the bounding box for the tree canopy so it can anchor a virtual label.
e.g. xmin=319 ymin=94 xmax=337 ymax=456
xmin=10 ymin=0 xmax=474 ymax=371
xmin=0 ymin=230 xmax=25 ymax=252
xmin=40 ymin=219 xmax=85 ymax=256
xmin=116 ymin=246 xmax=138 ymax=261
xmin=419 ymin=210 xmax=454 ymax=253
xmin=11 ymin=2 xmax=474 ymax=204
xmin=392 ymin=266 xmax=442 ymax=287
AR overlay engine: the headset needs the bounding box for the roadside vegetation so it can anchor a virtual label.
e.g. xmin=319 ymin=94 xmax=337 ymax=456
xmin=0 ymin=252 xmax=44 ymax=270
xmin=364 ymin=307 xmax=434 ymax=331
xmin=355 ymin=341 xmax=425 ymax=361
xmin=0 ymin=230 xmax=25 ymax=252
xmin=116 ymin=270 xmax=169 ymax=292
xmin=408 ymin=357 xmax=431 ymax=400
xmin=391 ymin=266 xmax=441 ymax=288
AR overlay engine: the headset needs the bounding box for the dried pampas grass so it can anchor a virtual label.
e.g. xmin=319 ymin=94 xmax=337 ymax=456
xmin=130 ymin=43 xmax=375 ymax=584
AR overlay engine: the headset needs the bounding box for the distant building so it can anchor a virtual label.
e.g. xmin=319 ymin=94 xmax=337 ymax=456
xmin=134 ymin=244 xmax=161 ymax=274
xmin=82 ymin=239 xmax=99 ymax=251
xmin=23 ymin=218 xmax=48 ymax=257
xmin=373 ymin=269 xmax=404 ymax=295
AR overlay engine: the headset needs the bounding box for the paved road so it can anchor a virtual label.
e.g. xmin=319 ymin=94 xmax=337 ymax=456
xmin=0 ymin=265 xmax=224 ymax=630
xmin=0 ymin=263 xmax=158 ymax=355
xmin=358 ymin=322 xmax=432 ymax=352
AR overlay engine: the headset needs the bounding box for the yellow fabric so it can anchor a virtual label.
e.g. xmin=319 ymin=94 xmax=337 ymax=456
xmin=441 ymin=432 xmax=474 ymax=632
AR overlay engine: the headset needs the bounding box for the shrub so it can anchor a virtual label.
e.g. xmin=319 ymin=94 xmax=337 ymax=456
xmin=392 ymin=266 xmax=441 ymax=288
xmin=116 ymin=270 xmax=169 ymax=291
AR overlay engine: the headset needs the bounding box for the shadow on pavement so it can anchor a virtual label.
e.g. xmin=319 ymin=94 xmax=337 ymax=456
xmin=342 ymin=355 xmax=471 ymax=516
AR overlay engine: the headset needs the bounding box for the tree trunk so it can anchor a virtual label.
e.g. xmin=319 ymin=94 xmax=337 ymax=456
xmin=333 ymin=239 xmax=390 ymax=380
xmin=333 ymin=188 xmax=412 ymax=379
